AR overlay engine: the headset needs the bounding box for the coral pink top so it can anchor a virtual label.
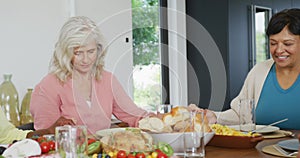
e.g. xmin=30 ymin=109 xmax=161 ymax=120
xmin=30 ymin=70 xmax=149 ymax=134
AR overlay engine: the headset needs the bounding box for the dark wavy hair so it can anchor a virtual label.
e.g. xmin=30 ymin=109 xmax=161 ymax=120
xmin=266 ymin=8 xmax=300 ymax=36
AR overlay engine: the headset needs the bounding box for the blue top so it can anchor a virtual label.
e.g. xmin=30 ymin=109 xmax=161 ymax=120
xmin=256 ymin=64 xmax=300 ymax=129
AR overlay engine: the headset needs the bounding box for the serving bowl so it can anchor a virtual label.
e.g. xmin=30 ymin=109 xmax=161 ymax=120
xmin=96 ymin=128 xmax=215 ymax=153
xmin=207 ymin=134 xmax=263 ymax=148
xmin=149 ymin=132 xmax=215 ymax=152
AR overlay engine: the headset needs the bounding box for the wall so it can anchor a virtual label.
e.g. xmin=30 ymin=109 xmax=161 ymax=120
xmin=186 ymin=0 xmax=230 ymax=111
xmin=186 ymin=0 xmax=300 ymax=111
xmin=0 ymin=0 xmax=133 ymax=106
xmin=0 ymin=0 xmax=69 ymax=104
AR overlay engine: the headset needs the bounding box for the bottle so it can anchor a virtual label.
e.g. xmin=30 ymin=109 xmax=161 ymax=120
xmin=0 ymin=74 xmax=20 ymax=126
xmin=20 ymin=88 xmax=34 ymax=125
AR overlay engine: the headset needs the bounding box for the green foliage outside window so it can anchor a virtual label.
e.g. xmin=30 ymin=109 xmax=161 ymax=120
xmin=132 ymin=0 xmax=159 ymax=65
xmin=256 ymin=32 xmax=269 ymax=64
xmin=132 ymin=0 xmax=161 ymax=110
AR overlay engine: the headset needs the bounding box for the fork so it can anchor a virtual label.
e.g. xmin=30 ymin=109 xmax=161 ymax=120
xmin=273 ymin=145 xmax=299 ymax=156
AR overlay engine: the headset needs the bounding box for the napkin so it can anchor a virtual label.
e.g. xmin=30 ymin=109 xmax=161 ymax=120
xmin=2 ymin=139 xmax=41 ymax=158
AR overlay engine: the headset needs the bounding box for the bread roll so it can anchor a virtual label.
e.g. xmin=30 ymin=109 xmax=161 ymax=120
xmin=162 ymin=113 xmax=175 ymax=126
xmin=139 ymin=117 xmax=171 ymax=133
xmin=139 ymin=105 xmax=212 ymax=133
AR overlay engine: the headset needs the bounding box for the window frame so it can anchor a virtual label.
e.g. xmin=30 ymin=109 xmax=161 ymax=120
xmin=249 ymin=5 xmax=272 ymax=69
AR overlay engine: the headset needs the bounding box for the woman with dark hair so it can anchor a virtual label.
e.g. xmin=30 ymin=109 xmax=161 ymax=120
xmin=204 ymin=8 xmax=300 ymax=129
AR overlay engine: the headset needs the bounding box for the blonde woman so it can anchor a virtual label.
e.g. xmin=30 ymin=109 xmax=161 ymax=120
xmin=30 ymin=16 xmax=150 ymax=134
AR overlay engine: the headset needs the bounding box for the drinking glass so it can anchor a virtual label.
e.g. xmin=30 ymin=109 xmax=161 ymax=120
xmin=239 ymin=98 xmax=255 ymax=132
xmin=156 ymin=104 xmax=173 ymax=114
xmin=183 ymin=111 xmax=205 ymax=158
xmin=55 ymin=125 xmax=88 ymax=158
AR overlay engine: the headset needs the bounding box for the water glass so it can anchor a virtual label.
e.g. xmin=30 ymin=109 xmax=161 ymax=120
xmin=156 ymin=104 xmax=173 ymax=114
xmin=183 ymin=111 xmax=205 ymax=158
xmin=239 ymin=98 xmax=255 ymax=132
xmin=55 ymin=125 xmax=88 ymax=158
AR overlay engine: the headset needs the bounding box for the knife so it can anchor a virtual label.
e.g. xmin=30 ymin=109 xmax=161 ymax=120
xmin=251 ymin=118 xmax=288 ymax=133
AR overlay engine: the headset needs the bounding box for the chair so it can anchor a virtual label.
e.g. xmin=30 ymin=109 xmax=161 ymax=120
xmin=17 ymin=122 xmax=35 ymax=130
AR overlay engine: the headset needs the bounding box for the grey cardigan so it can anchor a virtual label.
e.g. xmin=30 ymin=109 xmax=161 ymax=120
xmin=215 ymin=59 xmax=274 ymax=125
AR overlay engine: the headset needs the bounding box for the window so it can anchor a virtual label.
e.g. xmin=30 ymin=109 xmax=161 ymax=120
xmin=249 ymin=5 xmax=272 ymax=68
xmin=131 ymin=0 xmax=161 ymax=111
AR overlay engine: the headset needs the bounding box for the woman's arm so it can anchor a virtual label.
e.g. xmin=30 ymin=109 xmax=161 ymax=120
xmin=110 ymin=74 xmax=150 ymax=127
xmin=30 ymin=75 xmax=62 ymax=130
xmin=26 ymin=116 xmax=74 ymax=138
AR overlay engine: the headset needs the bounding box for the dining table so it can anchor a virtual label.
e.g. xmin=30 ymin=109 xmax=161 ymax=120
xmin=112 ymin=122 xmax=299 ymax=158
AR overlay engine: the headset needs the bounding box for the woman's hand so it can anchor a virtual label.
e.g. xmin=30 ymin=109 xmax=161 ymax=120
xmin=188 ymin=104 xmax=217 ymax=124
xmin=26 ymin=116 xmax=75 ymax=138
xmin=47 ymin=116 xmax=75 ymax=133
xmin=204 ymin=109 xmax=217 ymax=124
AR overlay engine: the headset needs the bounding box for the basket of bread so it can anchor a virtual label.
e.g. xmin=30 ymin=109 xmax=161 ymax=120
xmin=138 ymin=106 xmax=215 ymax=152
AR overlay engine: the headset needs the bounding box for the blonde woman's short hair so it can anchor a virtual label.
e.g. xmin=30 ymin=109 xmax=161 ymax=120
xmin=49 ymin=16 xmax=107 ymax=82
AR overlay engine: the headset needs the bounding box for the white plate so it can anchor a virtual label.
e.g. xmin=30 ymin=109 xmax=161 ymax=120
xmin=277 ymin=139 xmax=300 ymax=151
xmin=229 ymin=125 xmax=279 ymax=134
xmin=254 ymin=125 xmax=280 ymax=134
xmin=95 ymin=128 xmax=126 ymax=137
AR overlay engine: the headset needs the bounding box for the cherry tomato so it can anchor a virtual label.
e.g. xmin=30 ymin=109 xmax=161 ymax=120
xmin=37 ymin=136 xmax=47 ymax=144
xmin=40 ymin=142 xmax=50 ymax=153
xmin=117 ymin=150 xmax=127 ymax=158
xmin=128 ymin=153 xmax=136 ymax=158
xmin=88 ymin=138 xmax=96 ymax=145
xmin=48 ymin=140 xmax=55 ymax=151
xmin=157 ymin=152 xmax=167 ymax=158
xmin=135 ymin=153 xmax=145 ymax=158
xmin=155 ymin=149 xmax=162 ymax=153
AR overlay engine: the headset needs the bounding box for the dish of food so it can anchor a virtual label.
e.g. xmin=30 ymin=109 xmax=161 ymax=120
xmin=100 ymin=128 xmax=154 ymax=153
xmin=207 ymin=134 xmax=263 ymax=149
xmin=96 ymin=128 xmax=127 ymax=137
xmin=137 ymin=106 xmax=215 ymax=152
xmin=208 ymin=124 xmax=263 ymax=148
xmin=138 ymin=106 xmax=211 ymax=133
xmin=277 ymin=139 xmax=300 ymax=151
xmin=228 ymin=125 xmax=280 ymax=134
xmin=97 ymin=128 xmax=174 ymax=157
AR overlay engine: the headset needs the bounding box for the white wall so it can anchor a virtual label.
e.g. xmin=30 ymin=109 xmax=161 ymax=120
xmin=0 ymin=0 xmax=133 ymax=105
xmin=0 ymin=0 xmax=70 ymax=104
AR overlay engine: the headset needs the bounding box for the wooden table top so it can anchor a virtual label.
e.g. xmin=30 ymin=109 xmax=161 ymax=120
xmin=205 ymin=131 xmax=299 ymax=158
